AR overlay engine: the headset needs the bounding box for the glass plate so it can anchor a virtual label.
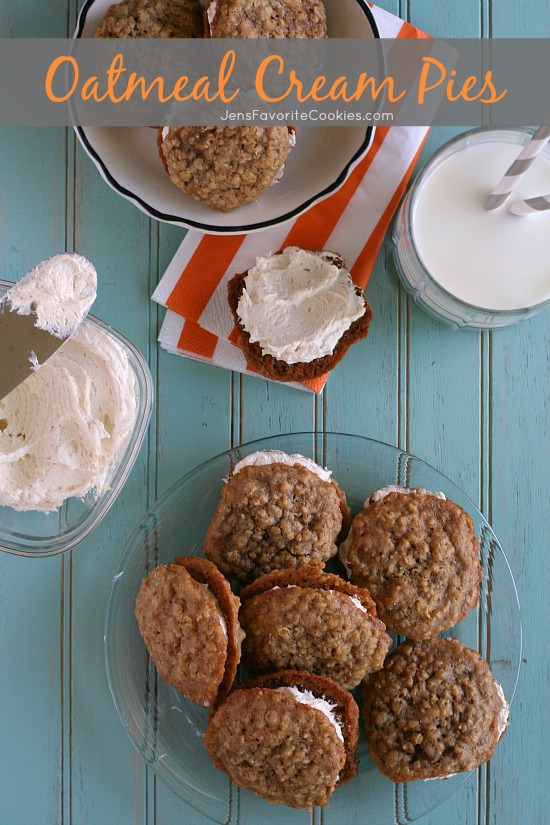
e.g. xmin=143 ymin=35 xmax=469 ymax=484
xmin=105 ymin=432 xmax=521 ymax=824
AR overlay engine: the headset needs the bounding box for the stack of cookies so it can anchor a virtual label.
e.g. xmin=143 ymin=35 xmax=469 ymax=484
xmin=135 ymin=452 xmax=510 ymax=810
xmin=95 ymin=0 xmax=327 ymax=210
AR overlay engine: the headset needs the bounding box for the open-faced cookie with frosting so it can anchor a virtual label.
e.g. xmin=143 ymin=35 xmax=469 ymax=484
xmin=204 ymin=669 xmax=359 ymax=810
xmin=362 ymin=638 xmax=510 ymax=782
xmin=205 ymin=0 xmax=327 ymax=38
xmin=239 ymin=562 xmax=392 ymax=689
xmin=95 ymin=0 xmax=204 ymax=38
xmin=227 ymin=247 xmax=372 ymax=382
xmin=340 ymin=485 xmax=482 ymax=639
xmin=135 ymin=556 xmax=244 ymax=707
xmin=204 ymin=450 xmax=351 ymax=582
xmin=157 ymin=126 xmax=295 ymax=211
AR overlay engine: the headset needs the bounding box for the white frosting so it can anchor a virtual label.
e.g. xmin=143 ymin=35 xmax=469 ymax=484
xmin=424 ymin=773 xmax=457 ymax=781
xmin=338 ymin=528 xmax=354 ymax=576
xmin=199 ymin=583 xmax=227 ymax=636
xmin=4 ymin=253 xmax=97 ymax=339
xmin=236 ymin=247 xmax=366 ymax=364
xmin=161 ymin=126 xmax=169 ymax=140
xmin=231 ymin=450 xmax=332 ymax=482
xmin=347 ymin=594 xmax=368 ymax=614
xmin=275 ymin=687 xmax=344 ymax=743
xmin=0 ymin=320 xmax=137 ymax=512
xmin=207 ymin=0 xmax=217 ymax=25
xmin=494 ymin=680 xmax=510 ymax=738
xmin=365 ymin=485 xmax=446 ymax=506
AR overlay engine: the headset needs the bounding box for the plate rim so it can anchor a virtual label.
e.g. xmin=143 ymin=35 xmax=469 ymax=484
xmin=73 ymin=0 xmax=379 ymax=234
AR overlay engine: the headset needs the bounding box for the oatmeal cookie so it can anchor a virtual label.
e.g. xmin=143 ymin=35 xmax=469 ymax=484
xmin=95 ymin=0 xmax=204 ymax=38
xmin=204 ymin=669 xmax=359 ymax=810
xmin=342 ymin=489 xmax=482 ymax=638
xmin=362 ymin=638 xmax=509 ymax=782
xmin=204 ymin=459 xmax=350 ymax=582
xmin=205 ymin=0 xmax=327 ymax=38
xmin=135 ymin=557 xmax=244 ymax=707
xmin=227 ymin=249 xmax=372 ymax=382
xmin=157 ymin=126 xmax=294 ymax=211
xmin=239 ymin=562 xmax=391 ymax=689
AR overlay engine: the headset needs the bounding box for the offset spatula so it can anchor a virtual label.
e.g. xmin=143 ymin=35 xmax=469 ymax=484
xmin=0 ymin=253 xmax=97 ymax=401
xmin=0 ymin=300 xmax=73 ymax=401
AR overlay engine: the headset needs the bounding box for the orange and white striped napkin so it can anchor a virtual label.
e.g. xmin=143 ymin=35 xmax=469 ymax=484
xmin=153 ymin=5 xmax=430 ymax=393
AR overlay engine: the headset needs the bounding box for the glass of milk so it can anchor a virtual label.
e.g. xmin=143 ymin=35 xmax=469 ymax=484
xmin=393 ymin=127 xmax=550 ymax=328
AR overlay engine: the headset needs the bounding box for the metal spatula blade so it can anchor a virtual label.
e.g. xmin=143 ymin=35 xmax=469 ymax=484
xmin=0 ymin=302 xmax=70 ymax=401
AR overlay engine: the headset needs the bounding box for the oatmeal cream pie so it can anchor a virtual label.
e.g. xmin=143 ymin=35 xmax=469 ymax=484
xmin=204 ymin=669 xmax=359 ymax=810
xmin=239 ymin=561 xmax=392 ymax=689
xmin=205 ymin=0 xmax=327 ymax=38
xmin=204 ymin=450 xmax=351 ymax=582
xmin=157 ymin=126 xmax=295 ymax=211
xmin=362 ymin=638 xmax=510 ymax=782
xmin=228 ymin=247 xmax=372 ymax=382
xmin=95 ymin=0 xmax=204 ymax=38
xmin=135 ymin=556 xmax=244 ymax=707
xmin=340 ymin=485 xmax=482 ymax=639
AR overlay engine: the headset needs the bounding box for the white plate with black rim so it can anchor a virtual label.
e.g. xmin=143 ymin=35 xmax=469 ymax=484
xmin=74 ymin=0 xmax=379 ymax=234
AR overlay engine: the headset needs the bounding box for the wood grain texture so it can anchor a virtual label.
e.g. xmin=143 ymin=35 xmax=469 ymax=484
xmin=0 ymin=0 xmax=549 ymax=824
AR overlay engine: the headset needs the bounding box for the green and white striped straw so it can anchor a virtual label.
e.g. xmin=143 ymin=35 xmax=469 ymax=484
xmin=510 ymin=193 xmax=550 ymax=215
xmin=484 ymin=124 xmax=550 ymax=210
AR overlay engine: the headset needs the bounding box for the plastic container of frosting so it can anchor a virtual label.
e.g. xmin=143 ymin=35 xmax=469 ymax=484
xmin=0 ymin=279 xmax=153 ymax=557
xmin=393 ymin=127 xmax=550 ymax=329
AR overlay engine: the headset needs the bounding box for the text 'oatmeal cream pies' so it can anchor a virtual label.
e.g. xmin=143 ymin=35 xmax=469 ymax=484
xmin=95 ymin=0 xmax=204 ymax=39
xmin=228 ymin=247 xmax=372 ymax=382
xmin=239 ymin=561 xmax=392 ymax=689
xmin=204 ymin=450 xmax=351 ymax=582
xmin=362 ymin=638 xmax=510 ymax=782
xmin=339 ymin=485 xmax=482 ymax=639
xmin=157 ymin=126 xmax=295 ymax=211
xmin=204 ymin=669 xmax=359 ymax=810
xmin=135 ymin=556 xmax=244 ymax=707
xmin=205 ymin=0 xmax=327 ymax=38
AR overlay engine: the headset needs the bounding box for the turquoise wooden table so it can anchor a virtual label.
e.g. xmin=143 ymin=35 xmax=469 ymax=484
xmin=1 ymin=1 xmax=548 ymax=824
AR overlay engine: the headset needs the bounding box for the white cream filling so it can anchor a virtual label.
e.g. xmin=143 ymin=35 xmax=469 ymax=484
xmin=338 ymin=528 xmax=355 ymax=577
xmin=161 ymin=126 xmax=169 ymax=140
xmin=494 ymin=680 xmax=510 ymax=738
xmin=230 ymin=450 xmax=332 ymax=482
xmin=207 ymin=0 xmax=217 ymax=25
xmin=424 ymin=773 xmax=457 ymax=781
xmin=0 ymin=320 xmax=137 ymax=512
xmin=4 ymin=253 xmax=97 ymax=339
xmin=365 ymin=485 xmax=446 ymax=506
xmin=275 ymin=687 xmax=344 ymax=743
xmin=236 ymin=246 xmax=366 ymax=365
xmin=199 ymin=583 xmax=227 ymax=636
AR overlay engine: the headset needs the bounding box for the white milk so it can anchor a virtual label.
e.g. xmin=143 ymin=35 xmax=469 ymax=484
xmin=412 ymin=141 xmax=550 ymax=311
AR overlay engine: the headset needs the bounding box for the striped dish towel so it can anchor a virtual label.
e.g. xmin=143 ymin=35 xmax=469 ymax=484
xmin=153 ymin=5 xmax=430 ymax=393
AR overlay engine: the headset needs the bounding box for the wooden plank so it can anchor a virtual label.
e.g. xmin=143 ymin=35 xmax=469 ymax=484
xmin=153 ymin=222 xmax=234 ymax=825
xmin=0 ymin=7 xmax=70 ymax=824
xmin=66 ymin=128 xmax=156 ymax=825
xmin=485 ymin=294 xmax=549 ymax=823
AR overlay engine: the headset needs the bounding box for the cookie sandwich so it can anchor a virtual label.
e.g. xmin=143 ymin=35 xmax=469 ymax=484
xmin=362 ymin=637 xmax=510 ymax=782
xmin=239 ymin=561 xmax=392 ymax=689
xmin=135 ymin=556 xmax=244 ymax=707
xmin=227 ymin=247 xmax=372 ymax=382
xmin=204 ymin=669 xmax=359 ymax=810
xmin=340 ymin=485 xmax=482 ymax=639
xmin=157 ymin=126 xmax=295 ymax=211
xmin=204 ymin=449 xmax=351 ymax=582
xmin=205 ymin=0 xmax=327 ymax=38
xmin=95 ymin=0 xmax=204 ymax=39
